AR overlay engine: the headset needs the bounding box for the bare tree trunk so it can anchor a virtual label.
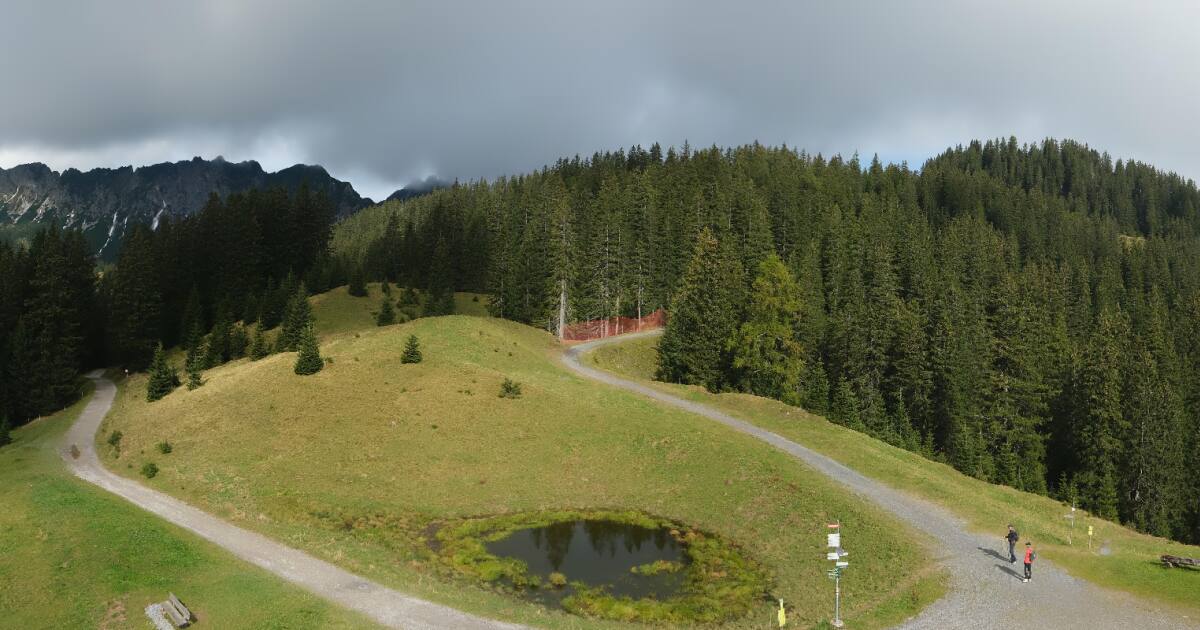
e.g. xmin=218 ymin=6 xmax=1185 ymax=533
xmin=557 ymin=279 xmax=566 ymax=340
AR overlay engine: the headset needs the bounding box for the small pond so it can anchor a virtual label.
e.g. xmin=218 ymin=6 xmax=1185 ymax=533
xmin=484 ymin=519 xmax=688 ymax=605
xmin=436 ymin=510 xmax=769 ymax=624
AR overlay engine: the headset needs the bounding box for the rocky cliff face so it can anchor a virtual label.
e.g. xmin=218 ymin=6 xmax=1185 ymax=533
xmin=0 ymin=157 xmax=371 ymax=259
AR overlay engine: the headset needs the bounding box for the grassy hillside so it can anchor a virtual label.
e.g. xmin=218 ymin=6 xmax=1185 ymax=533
xmin=0 ymin=383 xmax=375 ymax=629
xmin=310 ymin=283 xmax=490 ymax=338
xmin=99 ymin=302 xmax=946 ymax=629
xmin=586 ymin=335 xmax=1200 ymax=614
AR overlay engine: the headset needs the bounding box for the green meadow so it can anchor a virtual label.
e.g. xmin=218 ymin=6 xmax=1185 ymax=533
xmin=95 ymin=289 xmax=947 ymax=629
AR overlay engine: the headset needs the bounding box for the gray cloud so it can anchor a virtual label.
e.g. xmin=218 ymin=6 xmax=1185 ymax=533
xmin=2 ymin=0 xmax=1198 ymax=200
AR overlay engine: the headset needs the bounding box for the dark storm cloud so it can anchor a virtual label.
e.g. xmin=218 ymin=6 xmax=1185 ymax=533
xmin=2 ymin=0 xmax=1198 ymax=199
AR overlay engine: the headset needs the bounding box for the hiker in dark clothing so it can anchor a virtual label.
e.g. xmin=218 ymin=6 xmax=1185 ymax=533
xmin=1005 ymin=525 xmax=1019 ymax=563
xmin=1023 ymin=541 xmax=1035 ymax=582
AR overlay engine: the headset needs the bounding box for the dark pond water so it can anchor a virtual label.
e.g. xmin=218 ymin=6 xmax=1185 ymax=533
xmin=484 ymin=519 xmax=688 ymax=604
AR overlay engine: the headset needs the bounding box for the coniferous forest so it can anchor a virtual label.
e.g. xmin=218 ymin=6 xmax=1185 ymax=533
xmin=2 ymin=138 xmax=1199 ymax=546
xmin=345 ymin=138 xmax=1200 ymax=544
xmin=0 ymin=184 xmax=343 ymax=429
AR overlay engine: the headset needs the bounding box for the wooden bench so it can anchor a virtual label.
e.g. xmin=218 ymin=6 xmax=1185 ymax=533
xmin=1161 ymin=554 xmax=1199 ymax=569
xmin=149 ymin=593 xmax=193 ymax=628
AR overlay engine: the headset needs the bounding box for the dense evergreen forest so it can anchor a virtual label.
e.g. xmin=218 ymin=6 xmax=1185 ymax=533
xmin=0 ymin=185 xmax=345 ymax=436
xmin=342 ymin=138 xmax=1200 ymax=544
xmin=3 ymin=138 xmax=1198 ymax=545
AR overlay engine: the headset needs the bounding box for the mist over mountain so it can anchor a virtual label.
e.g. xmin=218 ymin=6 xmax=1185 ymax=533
xmin=385 ymin=176 xmax=451 ymax=203
xmin=0 ymin=157 xmax=371 ymax=260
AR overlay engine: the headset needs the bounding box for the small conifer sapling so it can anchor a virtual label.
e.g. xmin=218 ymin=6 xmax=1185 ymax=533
xmin=401 ymin=334 xmax=422 ymax=363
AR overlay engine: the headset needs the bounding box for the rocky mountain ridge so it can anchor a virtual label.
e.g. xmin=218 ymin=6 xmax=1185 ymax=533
xmin=0 ymin=157 xmax=371 ymax=259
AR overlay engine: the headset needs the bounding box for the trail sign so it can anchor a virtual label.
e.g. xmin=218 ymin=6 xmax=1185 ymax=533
xmin=825 ymin=521 xmax=846 ymax=628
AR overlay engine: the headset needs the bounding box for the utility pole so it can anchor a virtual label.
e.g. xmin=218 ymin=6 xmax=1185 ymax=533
xmin=826 ymin=521 xmax=848 ymax=628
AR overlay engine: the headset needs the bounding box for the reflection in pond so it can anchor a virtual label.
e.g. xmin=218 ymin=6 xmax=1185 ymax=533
xmin=485 ymin=519 xmax=688 ymax=605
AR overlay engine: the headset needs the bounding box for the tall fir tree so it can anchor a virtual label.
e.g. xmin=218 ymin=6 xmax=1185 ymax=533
xmin=727 ymin=254 xmax=806 ymax=403
xmin=293 ymin=323 xmax=323 ymax=375
xmin=146 ymin=344 xmax=181 ymax=402
xmin=657 ymin=228 xmax=744 ymax=390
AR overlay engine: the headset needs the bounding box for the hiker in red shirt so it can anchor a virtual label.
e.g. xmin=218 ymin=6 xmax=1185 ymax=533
xmin=1023 ymin=541 xmax=1035 ymax=582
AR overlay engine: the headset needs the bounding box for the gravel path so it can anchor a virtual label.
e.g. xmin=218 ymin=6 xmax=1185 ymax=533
xmin=564 ymin=332 xmax=1197 ymax=630
xmin=62 ymin=372 xmax=526 ymax=630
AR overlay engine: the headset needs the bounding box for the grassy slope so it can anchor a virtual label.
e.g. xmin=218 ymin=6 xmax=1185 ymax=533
xmin=0 ymin=383 xmax=375 ymax=629
xmin=99 ymin=298 xmax=946 ymax=629
xmin=586 ymin=335 xmax=1200 ymax=614
xmin=310 ymin=283 xmax=490 ymax=339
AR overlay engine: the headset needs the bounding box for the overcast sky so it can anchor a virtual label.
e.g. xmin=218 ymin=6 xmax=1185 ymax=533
xmin=1 ymin=1 xmax=1197 ymax=200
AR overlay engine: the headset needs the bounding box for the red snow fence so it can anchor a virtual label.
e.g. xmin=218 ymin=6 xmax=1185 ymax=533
xmin=561 ymin=309 xmax=667 ymax=342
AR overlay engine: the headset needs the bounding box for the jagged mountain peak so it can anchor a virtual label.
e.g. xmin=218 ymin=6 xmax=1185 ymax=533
xmin=0 ymin=157 xmax=370 ymax=259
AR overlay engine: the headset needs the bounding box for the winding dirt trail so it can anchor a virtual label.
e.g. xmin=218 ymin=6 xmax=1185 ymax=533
xmin=563 ymin=332 xmax=1195 ymax=630
xmin=62 ymin=372 xmax=525 ymax=630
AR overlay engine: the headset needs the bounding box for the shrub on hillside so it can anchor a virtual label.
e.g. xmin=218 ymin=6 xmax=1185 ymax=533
xmin=107 ymin=430 xmax=123 ymax=449
xmin=140 ymin=462 xmax=159 ymax=479
xmin=157 ymin=441 xmax=173 ymax=454
xmin=146 ymin=344 xmax=181 ymax=402
xmin=401 ymin=335 xmax=422 ymax=364
xmin=499 ymin=378 xmax=522 ymax=399
xmin=294 ymin=324 xmax=324 ymax=375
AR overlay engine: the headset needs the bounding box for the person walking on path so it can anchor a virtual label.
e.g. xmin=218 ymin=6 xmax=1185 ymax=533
xmin=1023 ymin=541 xmax=1036 ymax=582
xmin=1005 ymin=525 xmax=1019 ymax=563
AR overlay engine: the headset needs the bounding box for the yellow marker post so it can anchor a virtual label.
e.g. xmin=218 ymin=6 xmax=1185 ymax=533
xmin=777 ymin=599 xmax=786 ymax=627
xmin=1088 ymin=525 xmax=1094 ymax=550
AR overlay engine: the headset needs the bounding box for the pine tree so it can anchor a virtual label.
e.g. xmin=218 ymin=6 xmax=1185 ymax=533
xmin=276 ymin=283 xmax=312 ymax=352
xmin=376 ymin=296 xmax=396 ymax=326
xmin=401 ymin=334 xmax=422 ymax=364
xmin=1073 ymin=308 xmax=1129 ymax=519
xmin=727 ymin=255 xmax=805 ymax=403
xmin=249 ymin=326 xmax=270 ymax=360
xmin=801 ymin=361 xmax=830 ymax=413
xmin=204 ymin=307 xmax=234 ymax=368
xmin=185 ymin=342 xmax=205 ymax=390
xmin=831 ymin=377 xmax=863 ymax=430
xmin=293 ymin=323 xmax=323 ymax=375
xmin=657 ymin=228 xmax=744 ymax=390
xmin=146 ymin=344 xmax=181 ymax=402
xmin=348 ymin=267 xmax=368 ymax=297
xmin=0 ymin=416 xmax=12 ymax=447
xmin=229 ymin=325 xmax=248 ymax=359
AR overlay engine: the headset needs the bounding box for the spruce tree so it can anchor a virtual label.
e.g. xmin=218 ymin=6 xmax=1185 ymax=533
xmin=376 ymin=296 xmax=396 ymax=326
xmin=1073 ymin=308 xmax=1128 ymax=519
xmin=249 ymin=326 xmax=270 ymax=360
xmin=293 ymin=323 xmax=323 ymax=375
xmin=229 ymin=324 xmax=248 ymax=359
xmin=0 ymin=416 xmax=11 ymax=447
xmin=727 ymin=254 xmax=805 ymax=403
xmin=348 ymin=268 xmax=368 ymax=297
xmin=276 ymin=283 xmax=312 ymax=352
xmin=831 ymin=378 xmax=863 ymax=430
xmin=146 ymin=344 xmax=181 ymax=402
xmin=401 ymin=334 xmax=422 ymax=364
xmin=205 ymin=308 xmax=234 ymax=368
xmin=185 ymin=343 xmax=205 ymax=390
xmin=656 ymin=228 xmax=744 ymax=390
